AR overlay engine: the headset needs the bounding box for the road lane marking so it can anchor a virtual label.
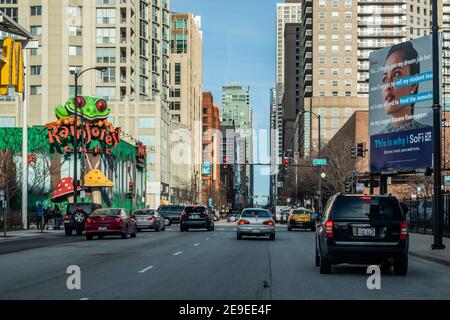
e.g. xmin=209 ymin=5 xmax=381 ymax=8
xmin=214 ymin=234 xmax=218 ymax=236
xmin=138 ymin=266 xmax=154 ymax=273
xmin=206 ymin=238 xmax=210 ymax=240
xmin=80 ymin=298 xmax=89 ymax=300
xmin=173 ymin=251 xmax=183 ymax=256
xmin=194 ymin=243 xmax=200 ymax=247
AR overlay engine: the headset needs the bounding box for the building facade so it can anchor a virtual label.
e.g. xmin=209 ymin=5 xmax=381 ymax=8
xmin=168 ymin=12 xmax=203 ymax=202
xmin=0 ymin=0 xmax=171 ymax=209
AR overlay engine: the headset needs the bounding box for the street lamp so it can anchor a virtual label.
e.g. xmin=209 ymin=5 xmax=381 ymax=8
xmin=302 ymin=110 xmax=322 ymax=212
xmin=71 ymin=67 xmax=107 ymax=203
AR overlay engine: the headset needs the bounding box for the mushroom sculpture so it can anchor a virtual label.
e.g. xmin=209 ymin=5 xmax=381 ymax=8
xmin=52 ymin=177 xmax=80 ymax=203
xmin=84 ymin=169 xmax=114 ymax=204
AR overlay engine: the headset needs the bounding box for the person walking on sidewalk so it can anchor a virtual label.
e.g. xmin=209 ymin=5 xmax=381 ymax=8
xmin=53 ymin=204 xmax=62 ymax=230
xmin=35 ymin=203 xmax=44 ymax=231
xmin=43 ymin=206 xmax=52 ymax=230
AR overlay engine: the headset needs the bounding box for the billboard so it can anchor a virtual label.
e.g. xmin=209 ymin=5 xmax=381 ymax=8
xmin=369 ymin=35 xmax=441 ymax=173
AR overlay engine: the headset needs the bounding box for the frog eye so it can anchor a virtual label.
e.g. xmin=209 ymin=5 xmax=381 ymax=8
xmin=74 ymin=96 xmax=86 ymax=108
xmin=96 ymin=99 xmax=107 ymax=112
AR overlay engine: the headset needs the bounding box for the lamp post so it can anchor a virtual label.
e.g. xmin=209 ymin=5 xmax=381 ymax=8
xmin=72 ymin=67 xmax=107 ymax=203
xmin=302 ymin=110 xmax=322 ymax=212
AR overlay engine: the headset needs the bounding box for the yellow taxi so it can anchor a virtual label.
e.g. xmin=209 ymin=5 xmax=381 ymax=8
xmin=287 ymin=208 xmax=317 ymax=232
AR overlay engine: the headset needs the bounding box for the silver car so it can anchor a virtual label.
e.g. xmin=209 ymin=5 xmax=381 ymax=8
xmin=236 ymin=208 xmax=275 ymax=240
xmin=133 ymin=209 xmax=165 ymax=232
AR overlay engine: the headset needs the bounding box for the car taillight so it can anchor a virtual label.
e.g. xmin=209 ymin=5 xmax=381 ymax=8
xmin=325 ymin=220 xmax=334 ymax=239
xmin=86 ymin=218 xmax=92 ymax=224
xmin=400 ymin=222 xmax=408 ymax=240
xmin=290 ymin=216 xmax=296 ymax=221
xmin=264 ymin=220 xmax=274 ymax=226
xmin=360 ymin=196 xmax=373 ymax=200
xmin=238 ymin=219 xmax=250 ymax=225
xmin=148 ymin=216 xmax=156 ymax=221
xmin=181 ymin=211 xmax=188 ymax=218
xmin=114 ymin=217 xmax=122 ymax=223
xmin=65 ymin=215 xmax=69 ymax=220
xmin=203 ymin=211 xmax=209 ymax=216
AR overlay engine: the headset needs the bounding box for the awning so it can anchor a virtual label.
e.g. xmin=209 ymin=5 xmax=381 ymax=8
xmin=0 ymin=11 xmax=32 ymax=39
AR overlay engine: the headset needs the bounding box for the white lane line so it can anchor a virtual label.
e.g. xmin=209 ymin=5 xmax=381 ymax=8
xmin=101 ymin=243 xmax=110 ymax=246
xmin=206 ymin=238 xmax=210 ymax=240
xmin=214 ymin=234 xmax=218 ymax=236
xmin=138 ymin=266 xmax=154 ymax=273
xmin=193 ymin=243 xmax=200 ymax=247
xmin=80 ymin=298 xmax=89 ymax=300
xmin=173 ymin=251 xmax=183 ymax=256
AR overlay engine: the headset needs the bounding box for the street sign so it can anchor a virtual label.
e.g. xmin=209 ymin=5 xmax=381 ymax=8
xmin=80 ymin=190 xmax=86 ymax=199
xmin=445 ymin=176 xmax=450 ymax=186
xmin=208 ymin=198 xmax=213 ymax=207
xmin=356 ymin=183 xmax=365 ymax=193
xmin=202 ymin=161 xmax=211 ymax=176
xmin=313 ymin=159 xmax=327 ymax=166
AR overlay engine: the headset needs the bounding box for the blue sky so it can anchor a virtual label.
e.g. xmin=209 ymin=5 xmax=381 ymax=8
xmin=172 ymin=0 xmax=278 ymax=204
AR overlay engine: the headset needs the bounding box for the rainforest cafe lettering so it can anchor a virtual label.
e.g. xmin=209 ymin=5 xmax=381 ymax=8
xmin=46 ymin=122 xmax=121 ymax=154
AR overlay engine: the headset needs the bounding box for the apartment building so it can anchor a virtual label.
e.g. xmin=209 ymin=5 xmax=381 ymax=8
xmin=0 ymin=0 xmax=171 ymax=209
xmin=296 ymin=0 xmax=443 ymax=158
xmin=201 ymin=92 xmax=220 ymax=207
xmin=168 ymin=12 xmax=203 ymax=202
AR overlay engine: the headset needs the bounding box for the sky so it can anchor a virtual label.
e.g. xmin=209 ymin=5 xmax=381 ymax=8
xmin=172 ymin=0 xmax=279 ymax=204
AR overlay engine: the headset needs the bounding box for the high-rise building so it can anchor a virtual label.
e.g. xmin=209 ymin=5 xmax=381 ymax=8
xmin=169 ymin=12 xmax=203 ymax=202
xmin=0 ymin=0 xmax=171 ymax=208
xmin=295 ymin=0 xmax=443 ymax=158
xmin=201 ymin=92 xmax=221 ymax=207
xmin=221 ymin=83 xmax=253 ymax=205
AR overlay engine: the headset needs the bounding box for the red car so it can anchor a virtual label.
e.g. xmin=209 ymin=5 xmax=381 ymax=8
xmin=85 ymin=208 xmax=137 ymax=240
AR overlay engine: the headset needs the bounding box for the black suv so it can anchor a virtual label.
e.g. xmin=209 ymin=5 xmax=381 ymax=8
xmin=64 ymin=203 xmax=102 ymax=236
xmin=315 ymin=194 xmax=409 ymax=275
xmin=180 ymin=206 xmax=214 ymax=232
xmin=158 ymin=205 xmax=185 ymax=226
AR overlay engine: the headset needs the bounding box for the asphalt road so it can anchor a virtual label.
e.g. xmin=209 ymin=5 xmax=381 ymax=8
xmin=1 ymin=223 xmax=450 ymax=300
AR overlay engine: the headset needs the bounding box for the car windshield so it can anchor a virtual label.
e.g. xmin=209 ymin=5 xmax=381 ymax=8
xmin=185 ymin=207 xmax=206 ymax=213
xmin=134 ymin=210 xmax=156 ymax=216
xmin=292 ymin=209 xmax=311 ymax=215
xmin=91 ymin=209 xmax=122 ymax=216
xmin=241 ymin=210 xmax=272 ymax=218
xmin=332 ymin=196 xmax=403 ymax=220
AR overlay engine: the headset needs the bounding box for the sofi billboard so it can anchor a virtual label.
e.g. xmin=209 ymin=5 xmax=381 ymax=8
xmin=369 ymin=35 xmax=441 ymax=173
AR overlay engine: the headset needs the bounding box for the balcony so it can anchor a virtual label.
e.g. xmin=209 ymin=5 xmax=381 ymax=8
xmin=358 ymin=29 xmax=405 ymax=37
xmin=358 ymin=7 xmax=406 ymax=15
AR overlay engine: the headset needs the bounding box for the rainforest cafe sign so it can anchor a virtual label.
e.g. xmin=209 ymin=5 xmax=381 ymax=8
xmin=45 ymin=96 xmax=120 ymax=155
xmin=136 ymin=142 xmax=147 ymax=164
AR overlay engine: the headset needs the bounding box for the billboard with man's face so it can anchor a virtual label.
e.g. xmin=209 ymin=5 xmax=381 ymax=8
xmin=369 ymin=35 xmax=441 ymax=173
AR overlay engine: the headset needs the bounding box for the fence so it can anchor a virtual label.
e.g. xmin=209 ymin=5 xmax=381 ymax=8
xmin=401 ymin=195 xmax=450 ymax=237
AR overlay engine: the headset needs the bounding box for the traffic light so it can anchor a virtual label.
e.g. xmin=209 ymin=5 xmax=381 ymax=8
xmin=351 ymin=147 xmax=356 ymax=159
xmin=345 ymin=180 xmax=352 ymax=193
xmin=283 ymin=158 xmax=289 ymax=174
xmin=223 ymin=156 xmax=228 ymax=165
xmin=357 ymin=142 xmax=366 ymax=158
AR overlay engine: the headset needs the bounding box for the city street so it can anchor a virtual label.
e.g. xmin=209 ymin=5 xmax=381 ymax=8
xmin=1 ymin=223 xmax=450 ymax=300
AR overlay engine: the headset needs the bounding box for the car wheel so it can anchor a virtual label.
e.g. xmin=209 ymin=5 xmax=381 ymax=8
xmin=76 ymin=229 xmax=83 ymax=236
xmin=393 ymin=257 xmax=408 ymax=276
xmin=137 ymin=228 xmax=141 ymax=233
xmin=315 ymin=246 xmax=320 ymax=267
xmin=180 ymin=225 xmax=185 ymax=232
xmin=86 ymin=234 xmax=93 ymax=241
xmin=65 ymin=227 xmax=73 ymax=236
xmin=269 ymin=234 xmax=275 ymax=241
xmin=121 ymin=226 xmax=128 ymax=239
xmin=237 ymin=233 xmax=242 ymax=240
xmin=319 ymin=253 xmax=332 ymax=274
xmin=165 ymin=219 xmax=172 ymax=226
xmin=162 ymin=223 xmax=166 ymax=231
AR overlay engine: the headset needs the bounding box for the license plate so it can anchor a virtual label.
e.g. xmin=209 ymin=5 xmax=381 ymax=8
xmin=298 ymin=214 xmax=311 ymax=222
xmin=98 ymin=226 xmax=107 ymax=231
xmin=357 ymin=228 xmax=376 ymax=237
xmin=190 ymin=215 xmax=199 ymax=219
xmin=252 ymin=229 xmax=261 ymax=233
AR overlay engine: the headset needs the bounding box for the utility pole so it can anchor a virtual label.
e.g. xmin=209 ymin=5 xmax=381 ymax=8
xmin=432 ymin=0 xmax=445 ymax=249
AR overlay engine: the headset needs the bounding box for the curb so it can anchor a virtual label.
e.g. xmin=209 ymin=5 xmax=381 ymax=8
xmin=409 ymin=251 xmax=450 ymax=268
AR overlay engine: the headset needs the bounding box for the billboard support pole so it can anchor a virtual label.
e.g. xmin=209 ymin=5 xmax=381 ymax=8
xmin=380 ymin=175 xmax=388 ymax=195
xmin=431 ymin=0 xmax=445 ymax=250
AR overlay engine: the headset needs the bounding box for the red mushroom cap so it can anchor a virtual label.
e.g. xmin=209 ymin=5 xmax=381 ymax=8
xmin=51 ymin=177 xmax=81 ymax=202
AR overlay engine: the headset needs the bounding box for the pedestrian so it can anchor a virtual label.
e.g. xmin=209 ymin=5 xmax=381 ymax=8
xmin=43 ymin=206 xmax=51 ymax=230
xmin=53 ymin=204 xmax=62 ymax=230
xmin=35 ymin=203 xmax=44 ymax=231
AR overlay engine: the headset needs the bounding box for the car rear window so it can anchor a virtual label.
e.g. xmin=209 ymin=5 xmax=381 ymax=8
xmin=292 ymin=209 xmax=311 ymax=215
xmin=134 ymin=210 xmax=155 ymax=216
xmin=241 ymin=210 xmax=272 ymax=218
xmin=91 ymin=209 xmax=122 ymax=216
xmin=185 ymin=207 xmax=206 ymax=213
xmin=68 ymin=203 xmax=99 ymax=213
xmin=331 ymin=196 xmax=403 ymax=220
xmin=159 ymin=206 xmax=184 ymax=212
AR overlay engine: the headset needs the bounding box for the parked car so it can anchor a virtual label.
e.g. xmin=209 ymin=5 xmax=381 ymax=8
xmin=64 ymin=202 xmax=102 ymax=236
xmin=180 ymin=206 xmax=214 ymax=232
xmin=280 ymin=209 xmax=291 ymax=224
xmin=315 ymin=194 xmax=409 ymax=275
xmin=237 ymin=208 xmax=275 ymax=240
xmin=158 ymin=205 xmax=185 ymax=226
xmin=85 ymin=208 xmax=137 ymax=240
xmin=287 ymin=208 xmax=317 ymax=231
xmin=275 ymin=206 xmax=291 ymax=223
xmin=133 ymin=209 xmax=165 ymax=232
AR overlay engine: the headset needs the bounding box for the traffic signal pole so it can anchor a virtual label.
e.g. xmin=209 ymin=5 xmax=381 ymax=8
xmin=431 ymin=0 xmax=445 ymax=249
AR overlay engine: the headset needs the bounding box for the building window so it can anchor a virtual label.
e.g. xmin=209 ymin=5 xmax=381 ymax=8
xmin=0 ymin=117 xmax=15 ymax=127
xmin=139 ymin=117 xmax=156 ymax=129
xmin=96 ymin=87 xmax=116 ymax=99
xmin=345 ymin=107 xmax=353 ymax=118
xmin=67 ymin=6 xmax=82 ymax=17
xmin=68 ymin=26 xmax=82 ymax=36
xmin=96 ymin=47 xmax=116 ymax=63
xmin=30 ymin=6 xmax=42 ymax=16
xmin=30 ymin=47 xmax=41 ymax=56
xmin=69 ymin=86 xmax=83 ymax=96
xmin=31 ymin=65 xmax=42 ymax=75
xmin=170 ymin=89 xmax=181 ymax=97
xmin=332 ymin=56 xmax=339 ymax=64
xmin=332 ymin=68 xmax=339 ymax=76
xmin=331 ymin=108 xmax=339 ymax=117
xmin=174 ymin=63 xmax=181 ymax=85
xmin=332 ymin=80 xmax=339 ymax=87
xmin=332 ymin=12 xmax=339 ymax=19
xmin=69 ymin=46 xmax=82 ymax=56
xmin=30 ymin=86 xmax=42 ymax=95
xmin=170 ymin=102 xmax=181 ymax=111
xmin=97 ymin=67 xmax=116 ymax=83
xmin=30 ymin=26 xmax=42 ymax=36
xmin=138 ymin=135 xmax=156 ymax=146
xmin=96 ymin=28 xmax=116 ymax=44
xmin=319 ymin=80 xmax=326 ymax=87
xmin=96 ymin=8 xmax=116 ymax=24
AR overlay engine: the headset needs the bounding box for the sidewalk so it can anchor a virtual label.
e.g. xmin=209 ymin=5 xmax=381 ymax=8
xmin=409 ymin=233 xmax=450 ymax=267
xmin=0 ymin=227 xmax=65 ymax=242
